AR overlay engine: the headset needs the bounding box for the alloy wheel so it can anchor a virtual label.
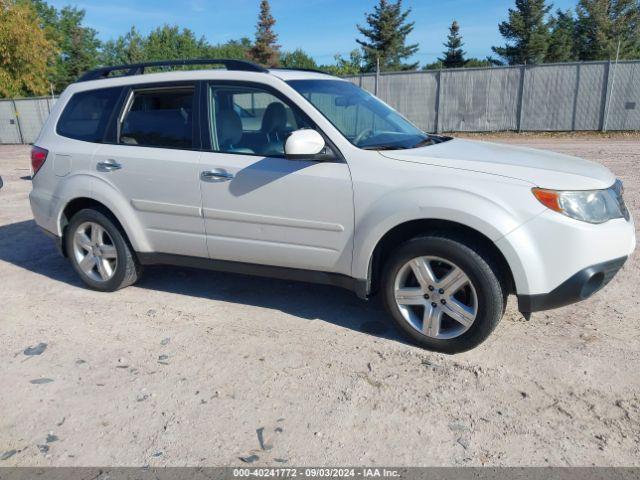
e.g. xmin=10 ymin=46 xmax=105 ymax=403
xmin=71 ymin=221 xmax=118 ymax=282
xmin=393 ymin=256 xmax=478 ymax=339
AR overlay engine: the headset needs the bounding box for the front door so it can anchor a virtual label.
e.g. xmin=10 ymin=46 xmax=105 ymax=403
xmin=93 ymin=83 xmax=206 ymax=257
xmin=199 ymin=82 xmax=354 ymax=275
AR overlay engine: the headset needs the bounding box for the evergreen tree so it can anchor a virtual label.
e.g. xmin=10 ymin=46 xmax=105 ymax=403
xmin=281 ymin=49 xmax=318 ymax=70
xmin=575 ymin=0 xmax=640 ymax=60
xmin=492 ymin=0 xmax=552 ymax=65
xmin=356 ymin=0 xmax=419 ymax=72
xmin=249 ymin=0 xmax=280 ymax=67
xmin=546 ymin=9 xmax=577 ymax=62
xmin=439 ymin=20 xmax=466 ymax=68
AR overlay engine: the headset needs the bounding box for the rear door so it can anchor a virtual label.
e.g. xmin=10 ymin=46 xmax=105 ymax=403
xmin=93 ymin=83 xmax=206 ymax=257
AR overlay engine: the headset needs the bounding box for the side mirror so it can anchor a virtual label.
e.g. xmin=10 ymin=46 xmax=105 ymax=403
xmin=284 ymin=129 xmax=326 ymax=160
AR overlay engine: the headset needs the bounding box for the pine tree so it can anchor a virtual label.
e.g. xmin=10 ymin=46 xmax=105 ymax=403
xmin=249 ymin=0 xmax=280 ymax=67
xmin=546 ymin=9 xmax=577 ymax=62
xmin=492 ymin=0 xmax=552 ymax=65
xmin=439 ymin=20 xmax=466 ymax=68
xmin=356 ymin=0 xmax=419 ymax=72
xmin=575 ymin=0 xmax=640 ymax=60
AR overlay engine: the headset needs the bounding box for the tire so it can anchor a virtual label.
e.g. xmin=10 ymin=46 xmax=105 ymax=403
xmin=65 ymin=208 xmax=141 ymax=292
xmin=381 ymin=234 xmax=505 ymax=354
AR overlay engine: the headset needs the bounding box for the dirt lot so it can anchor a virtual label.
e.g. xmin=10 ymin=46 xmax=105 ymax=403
xmin=0 ymin=136 xmax=639 ymax=467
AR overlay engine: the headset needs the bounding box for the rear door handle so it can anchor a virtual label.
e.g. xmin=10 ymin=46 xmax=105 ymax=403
xmin=200 ymin=169 xmax=234 ymax=182
xmin=97 ymin=159 xmax=122 ymax=172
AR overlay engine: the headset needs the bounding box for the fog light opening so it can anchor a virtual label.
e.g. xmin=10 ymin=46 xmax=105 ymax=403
xmin=581 ymin=272 xmax=605 ymax=299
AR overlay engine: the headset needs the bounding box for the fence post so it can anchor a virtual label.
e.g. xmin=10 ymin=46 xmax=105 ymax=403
xmin=374 ymin=56 xmax=380 ymax=96
xmin=516 ymin=65 xmax=526 ymax=132
xmin=10 ymin=99 xmax=24 ymax=144
xmin=435 ymin=69 xmax=443 ymax=133
xmin=600 ymin=60 xmax=612 ymax=131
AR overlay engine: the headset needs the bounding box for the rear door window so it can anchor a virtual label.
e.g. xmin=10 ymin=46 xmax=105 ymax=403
xmin=119 ymin=87 xmax=195 ymax=149
xmin=57 ymin=87 xmax=122 ymax=142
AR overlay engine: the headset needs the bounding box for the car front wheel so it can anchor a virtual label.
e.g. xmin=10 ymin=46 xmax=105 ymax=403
xmin=381 ymin=234 xmax=505 ymax=353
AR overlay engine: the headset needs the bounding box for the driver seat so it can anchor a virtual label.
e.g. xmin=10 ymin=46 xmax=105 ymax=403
xmin=216 ymin=108 xmax=254 ymax=154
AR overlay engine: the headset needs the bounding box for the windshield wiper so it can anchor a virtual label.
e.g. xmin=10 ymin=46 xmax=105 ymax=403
xmin=361 ymin=144 xmax=407 ymax=151
xmin=411 ymin=137 xmax=435 ymax=148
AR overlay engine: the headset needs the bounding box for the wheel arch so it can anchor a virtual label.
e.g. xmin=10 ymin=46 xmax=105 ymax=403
xmin=58 ymin=194 xmax=150 ymax=257
xmin=365 ymin=218 xmax=516 ymax=298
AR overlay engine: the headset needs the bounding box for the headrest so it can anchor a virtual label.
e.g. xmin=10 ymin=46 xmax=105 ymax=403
xmin=261 ymin=102 xmax=287 ymax=134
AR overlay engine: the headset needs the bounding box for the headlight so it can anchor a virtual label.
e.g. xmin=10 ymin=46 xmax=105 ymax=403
xmin=532 ymin=180 xmax=628 ymax=224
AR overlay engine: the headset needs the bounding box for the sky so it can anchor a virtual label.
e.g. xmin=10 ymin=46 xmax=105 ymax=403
xmin=47 ymin=0 xmax=579 ymax=65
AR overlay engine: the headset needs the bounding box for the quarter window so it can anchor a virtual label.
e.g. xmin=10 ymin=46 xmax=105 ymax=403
xmin=57 ymin=87 xmax=122 ymax=142
xmin=120 ymin=87 xmax=195 ymax=149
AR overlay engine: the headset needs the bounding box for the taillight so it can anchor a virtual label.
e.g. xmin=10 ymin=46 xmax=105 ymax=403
xmin=30 ymin=146 xmax=49 ymax=177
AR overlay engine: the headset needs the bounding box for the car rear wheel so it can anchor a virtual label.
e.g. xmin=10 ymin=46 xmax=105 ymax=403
xmin=65 ymin=208 xmax=141 ymax=291
xmin=381 ymin=234 xmax=505 ymax=353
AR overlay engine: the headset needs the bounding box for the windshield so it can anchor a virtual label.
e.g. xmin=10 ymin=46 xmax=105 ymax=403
xmin=288 ymin=79 xmax=439 ymax=150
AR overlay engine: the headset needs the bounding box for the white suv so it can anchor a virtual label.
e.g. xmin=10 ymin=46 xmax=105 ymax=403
xmin=29 ymin=59 xmax=636 ymax=353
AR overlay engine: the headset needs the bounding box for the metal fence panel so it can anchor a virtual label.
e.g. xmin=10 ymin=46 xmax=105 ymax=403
xmin=521 ymin=64 xmax=578 ymax=131
xmin=440 ymin=66 xmax=521 ymax=132
xmin=574 ymin=62 xmax=607 ymax=130
xmin=343 ymin=60 xmax=639 ymax=134
xmin=13 ymin=97 xmax=52 ymax=144
xmin=0 ymin=100 xmax=22 ymax=144
xmin=604 ymin=61 xmax=640 ymax=131
xmin=345 ymin=74 xmax=376 ymax=94
xmin=378 ymin=72 xmax=438 ymax=132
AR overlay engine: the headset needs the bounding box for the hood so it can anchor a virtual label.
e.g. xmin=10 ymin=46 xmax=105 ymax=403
xmin=380 ymin=138 xmax=615 ymax=190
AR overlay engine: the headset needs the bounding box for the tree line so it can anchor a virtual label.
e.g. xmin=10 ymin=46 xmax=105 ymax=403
xmin=1 ymin=0 xmax=639 ymax=97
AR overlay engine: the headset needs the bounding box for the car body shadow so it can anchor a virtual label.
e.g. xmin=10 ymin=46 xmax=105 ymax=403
xmin=0 ymin=219 xmax=404 ymax=344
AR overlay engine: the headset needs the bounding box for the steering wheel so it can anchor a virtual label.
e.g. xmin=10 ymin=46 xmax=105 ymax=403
xmin=353 ymin=128 xmax=374 ymax=146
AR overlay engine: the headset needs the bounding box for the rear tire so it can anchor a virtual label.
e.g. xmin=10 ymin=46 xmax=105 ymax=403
xmin=381 ymin=234 xmax=504 ymax=353
xmin=65 ymin=208 xmax=141 ymax=291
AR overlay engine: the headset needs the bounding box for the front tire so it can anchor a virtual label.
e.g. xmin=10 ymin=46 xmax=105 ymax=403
xmin=381 ymin=234 xmax=505 ymax=353
xmin=65 ymin=208 xmax=141 ymax=291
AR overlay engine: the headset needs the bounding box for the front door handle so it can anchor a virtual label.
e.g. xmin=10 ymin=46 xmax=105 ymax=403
xmin=200 ymin=169 xmax=234 ymax=182
xmin=97 ymin=159 xmax=122 ymax=172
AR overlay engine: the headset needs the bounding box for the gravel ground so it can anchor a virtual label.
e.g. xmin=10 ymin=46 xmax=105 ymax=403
xmin=0 ymin=136 xmax=639 ymax=467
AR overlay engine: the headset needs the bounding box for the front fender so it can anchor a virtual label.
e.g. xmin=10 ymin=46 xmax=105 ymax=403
xmin=352 ymin=185 xmax=544 ymax=294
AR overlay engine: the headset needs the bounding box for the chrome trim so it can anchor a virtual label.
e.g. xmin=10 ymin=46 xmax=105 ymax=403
xmin=96 ymin=159 xmax=122 ymax=172
xmin=200 ymin=169 xmax=234 ymax=182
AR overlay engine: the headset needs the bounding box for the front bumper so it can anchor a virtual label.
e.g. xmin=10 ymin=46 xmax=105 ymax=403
xmin=517 ymin=256 xmax=627 ymax=312
xmin=497 ymin=208 xmax=635 ymax=297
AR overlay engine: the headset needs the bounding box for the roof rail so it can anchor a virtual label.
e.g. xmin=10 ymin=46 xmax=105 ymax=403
xmin=272 ymin=67 xmax=330 ymax=75
xmin=77 ymin=58 xmax=268 ymax=82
